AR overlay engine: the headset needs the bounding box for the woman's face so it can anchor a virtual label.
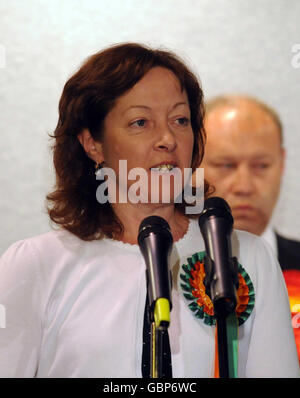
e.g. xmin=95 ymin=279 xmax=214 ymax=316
xmin=96 ymin=66 xmax=194 ymax=204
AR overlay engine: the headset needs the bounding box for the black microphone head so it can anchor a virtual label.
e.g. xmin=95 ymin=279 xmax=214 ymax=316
xmin=138 ymin=216 xmax=173 ymax=245
xmin=203 ymin=196 xmax=232 ymax=213
xmin=198 ymin=197 xmax=237 ymax=313
xmin=198 ymin=196 xmax=233 ymax=230
xmin=138 ymin=215 xmax=173 ymax=312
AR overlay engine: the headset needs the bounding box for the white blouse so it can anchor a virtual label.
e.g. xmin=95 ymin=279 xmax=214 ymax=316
xmin=0 ymin=220 xmax=299 ymax=378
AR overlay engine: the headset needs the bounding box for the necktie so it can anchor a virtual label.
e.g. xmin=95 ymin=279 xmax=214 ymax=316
xmin=142 ymin=294 xmax=172 ymax=378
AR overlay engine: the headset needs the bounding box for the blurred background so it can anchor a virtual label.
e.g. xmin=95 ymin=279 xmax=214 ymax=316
xmin=0 ymin=0 xmax=299 ymax=255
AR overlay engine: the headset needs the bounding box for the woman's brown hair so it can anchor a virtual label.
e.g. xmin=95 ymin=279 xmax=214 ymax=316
xmin=46 ymin=42 xmax=208 ymax=240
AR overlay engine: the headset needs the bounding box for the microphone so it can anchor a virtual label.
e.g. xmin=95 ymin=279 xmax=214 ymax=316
xmin=198 ymin=197 xmax=238 ymax=316
xmin=138 ymin=216 xmax=173 ymax=329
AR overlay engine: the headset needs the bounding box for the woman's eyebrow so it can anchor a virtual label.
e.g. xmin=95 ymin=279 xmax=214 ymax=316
xmin=123 ymin=102 xmax=189 ymax=114
xmin=123 ymin=105 xmax=151 ymax=114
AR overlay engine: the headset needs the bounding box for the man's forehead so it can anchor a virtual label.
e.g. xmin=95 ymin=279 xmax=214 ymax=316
xmin=206 ymin=138 xmax=276 ymax=157
xmin=205 ymin=102 xmax=282 ymax=145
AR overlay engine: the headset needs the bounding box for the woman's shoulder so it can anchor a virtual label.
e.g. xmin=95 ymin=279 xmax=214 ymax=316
xmin=232 ymin=228 xmax=283 ymax=291
xmin=0 ymin=229 xmax=106 ymax=275
xmin=1 ymin=229 xmax=79 ymax=261
xmin=186 ymin=219 xmax=269 ymax=260
xmin=0 ymin=228 xmax=133 ymax=275
xmin=232 ymin=228 xmax=262 ymax=256
xmin=233 ymin=228 xmax=276 ymax=262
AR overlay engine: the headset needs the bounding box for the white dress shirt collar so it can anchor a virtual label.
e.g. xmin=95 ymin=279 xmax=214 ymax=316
xmin=261 ymin=225 xmax=278 ymax=258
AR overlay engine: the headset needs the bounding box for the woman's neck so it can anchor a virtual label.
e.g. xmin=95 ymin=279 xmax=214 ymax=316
xmin=111 ymin=202 xmax=189 ymax=244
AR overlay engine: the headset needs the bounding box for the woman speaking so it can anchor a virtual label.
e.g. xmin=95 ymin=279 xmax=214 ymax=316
xmin=0 ymin=43 xmax=298 ymax=377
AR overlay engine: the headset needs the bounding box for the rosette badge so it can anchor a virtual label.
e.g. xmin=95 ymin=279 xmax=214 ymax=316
xmin=180 ymin=251 xmax=255 ymax=326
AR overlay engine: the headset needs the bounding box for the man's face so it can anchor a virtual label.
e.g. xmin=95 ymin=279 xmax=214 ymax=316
xmin=202 ymin=100 xmax=285 ymax=235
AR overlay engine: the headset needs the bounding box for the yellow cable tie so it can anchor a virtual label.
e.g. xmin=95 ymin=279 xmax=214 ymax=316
xmin=154 ymin=298 xmax=171 ymax=329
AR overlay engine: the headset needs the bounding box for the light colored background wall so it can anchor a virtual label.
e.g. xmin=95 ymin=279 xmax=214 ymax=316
xmin=0 ymin=0 xmax=299 ymax=255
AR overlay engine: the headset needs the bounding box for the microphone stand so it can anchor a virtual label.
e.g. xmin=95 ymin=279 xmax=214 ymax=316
xmin=215 ymin=302 xmax=230 ymax=378
xmin=149 ymin=298 xmax=171 ymax=378
xmin=198 ymin=197 xmax=239 ymax=378
xmin=150 ymin=322 xmax=161 ymax=378
xmin=204 ymin=255 xmax=239 ymax=378
xmin=138 ymin=216 xmax=173 ymax=378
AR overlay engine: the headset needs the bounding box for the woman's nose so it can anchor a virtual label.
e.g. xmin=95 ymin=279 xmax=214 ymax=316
xmin=153 ymin=122 xmax=177 ymax=152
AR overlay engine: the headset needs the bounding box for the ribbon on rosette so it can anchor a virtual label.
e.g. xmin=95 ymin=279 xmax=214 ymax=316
xmin=180 ymin=251 xmax=255 ymax=377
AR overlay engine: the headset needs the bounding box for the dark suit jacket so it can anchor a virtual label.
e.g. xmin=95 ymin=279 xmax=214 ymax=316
xmin=276 ymin=233 xmax=300 ymax=271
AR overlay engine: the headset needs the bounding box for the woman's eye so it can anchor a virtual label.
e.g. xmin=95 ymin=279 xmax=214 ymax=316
xmin=131 ymin=119 xmax=147 ymax=127
xmin=175 ymin=117 xmax=190 ymax=126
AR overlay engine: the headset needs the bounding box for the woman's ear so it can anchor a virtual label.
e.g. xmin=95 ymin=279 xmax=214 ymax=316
xmin=77 ymin=129 xmax=104 ymax=164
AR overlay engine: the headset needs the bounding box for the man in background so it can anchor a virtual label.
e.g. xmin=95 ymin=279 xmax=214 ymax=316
xmin=199 ymin=94 xmax=300 ymax=359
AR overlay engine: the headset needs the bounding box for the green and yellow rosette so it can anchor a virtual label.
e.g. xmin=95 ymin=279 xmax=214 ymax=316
xmin=180 ymin=251 xmax=255 ymax=377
